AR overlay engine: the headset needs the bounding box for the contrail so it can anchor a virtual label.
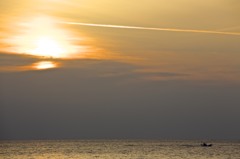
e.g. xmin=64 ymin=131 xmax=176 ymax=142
xmin=61 ymin=22 xmax=240 ymax=36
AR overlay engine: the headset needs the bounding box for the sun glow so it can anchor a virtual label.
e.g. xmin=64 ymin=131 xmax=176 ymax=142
xmin=5 ymin=16 xmax=84 ymax=58
xmin=33 ymin=61 xmax=57 ymax=70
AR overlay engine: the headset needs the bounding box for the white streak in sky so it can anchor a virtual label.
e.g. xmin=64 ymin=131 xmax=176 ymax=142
xmin=61 ymin=22 xmax=240 ymax=36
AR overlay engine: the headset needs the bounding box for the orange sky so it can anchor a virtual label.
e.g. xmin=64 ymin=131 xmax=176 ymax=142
xmin=0 ymin=0 xmax=240 ymax=83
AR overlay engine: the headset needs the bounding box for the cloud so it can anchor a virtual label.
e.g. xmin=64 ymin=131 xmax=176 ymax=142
xmin=94 ymin=63 xmax=189 ymax=82
xmin=1 ymin=58 xmax=240 ymax=140
xmin=61 ymin=21 xmax=240 ymax=36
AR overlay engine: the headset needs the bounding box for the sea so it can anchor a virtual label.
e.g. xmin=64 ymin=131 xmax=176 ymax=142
xmin=0 ymin=140 xmax=239 ymax=159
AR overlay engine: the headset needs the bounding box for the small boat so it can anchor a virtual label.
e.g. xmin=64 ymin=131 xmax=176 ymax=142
xmin=201 ymin=142 xmax=212 ymax=147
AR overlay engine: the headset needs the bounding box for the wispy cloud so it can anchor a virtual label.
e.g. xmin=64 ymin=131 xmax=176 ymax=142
xmin=61 ymin=21 xmax=240 ymax=36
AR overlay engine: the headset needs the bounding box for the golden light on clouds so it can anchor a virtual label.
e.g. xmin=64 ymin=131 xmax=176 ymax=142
xmin=0 ymin=0 xmax=239 ymax=83
xmin=0 ymin=15 xmax=126 ymax=72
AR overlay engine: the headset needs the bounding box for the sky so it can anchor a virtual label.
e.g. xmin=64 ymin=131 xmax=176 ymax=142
xmin=0 ymin=0 xmax=240 ymax=140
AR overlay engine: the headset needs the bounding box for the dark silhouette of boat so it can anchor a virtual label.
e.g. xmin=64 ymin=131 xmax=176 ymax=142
xmin=201 ymin=142 xmax=212 ymax=147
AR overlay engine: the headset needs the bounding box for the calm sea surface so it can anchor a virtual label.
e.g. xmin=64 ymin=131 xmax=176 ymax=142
xmin=0 ymin=140 xmax=239 ymax=159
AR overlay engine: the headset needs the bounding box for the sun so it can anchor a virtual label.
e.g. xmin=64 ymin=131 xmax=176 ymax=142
xmin=5 ymin=16 xmax=84 ymax=59
xmin=32 ymin=36 xmax=65 ymax=58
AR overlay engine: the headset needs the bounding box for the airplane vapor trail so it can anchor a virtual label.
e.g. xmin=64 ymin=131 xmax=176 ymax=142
xmin=61 ymin=22 xmax=240 ymax=36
